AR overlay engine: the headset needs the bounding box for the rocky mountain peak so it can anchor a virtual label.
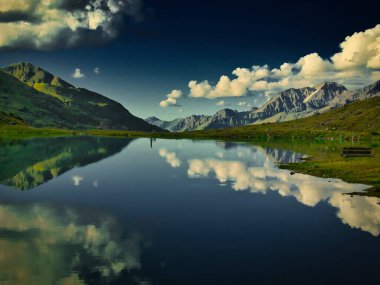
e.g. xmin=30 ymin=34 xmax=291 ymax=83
xmin=365 ymin=79 xmax=380 ymax=94
xmin=214 ymin=108 xmax=238 ymax=118
xmin=315 ymin=81 xmax=347 ymax=92
xmin=145 ymin=116 xmax=161 ymax=121
xmin=146 ymin=79 xmax=380 ymax=132
xmin=2 ymin=62 xmax=74 ymax=88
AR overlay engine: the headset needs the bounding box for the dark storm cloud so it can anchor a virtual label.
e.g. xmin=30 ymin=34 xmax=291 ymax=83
xmin=0 ymin=11 xmax=40 ymax=23
xmin=0 ymin=0 xmax=144 ymax=50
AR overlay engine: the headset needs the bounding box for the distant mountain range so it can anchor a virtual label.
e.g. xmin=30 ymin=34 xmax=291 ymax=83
xmin=2 ymin=62 xmax=379 ymax=133
xmin=0 ymin=62 xmax=162 ymax=131
xmin=146 ymin=80 xmax=380 ymax=132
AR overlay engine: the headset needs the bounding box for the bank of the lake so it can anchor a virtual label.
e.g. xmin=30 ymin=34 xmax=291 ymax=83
xmin=1 ymin=125 xmax=379 ymax=195
xmin=263 ymin=140 xmax=380 ymax=195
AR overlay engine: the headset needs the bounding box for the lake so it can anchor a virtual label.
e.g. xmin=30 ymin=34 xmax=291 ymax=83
xmin=0 ymin=136 xmax=379 ymax=285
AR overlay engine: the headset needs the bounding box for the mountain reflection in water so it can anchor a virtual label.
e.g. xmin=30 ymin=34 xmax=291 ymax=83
xmin=0 ymin=136 xmax=132 ymax=190
xmin=0 ymin=138 xmax=379 ymax=285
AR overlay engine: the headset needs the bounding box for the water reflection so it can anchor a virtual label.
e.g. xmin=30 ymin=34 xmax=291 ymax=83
xmin=0 ymin=203 xmax=149 ymax=284
xmin=0 ymin=137 xmax=132 ymax=190
xmin=0 ymin=138 xmax=379 ymax=284
xmin=216 ymin=141 xmax=306 ymax=163
xmin=264 ymin=147 xmax=306 ymax=163
xmin=159 ymin=148 xmax=182 ymax=168
xmin=159 ymin=144 xmax=380 ymax=236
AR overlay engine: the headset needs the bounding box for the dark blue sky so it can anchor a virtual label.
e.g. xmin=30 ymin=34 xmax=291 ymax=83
xmin=0 ymin=0 xmax=379 ymax=119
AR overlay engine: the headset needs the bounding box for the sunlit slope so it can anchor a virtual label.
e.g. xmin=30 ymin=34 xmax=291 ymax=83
xmin=0 ymin=62 xmax=161 ymax=131
xmin=0 ymin=71 xmax=75 ymax=128
xmin=188 ymin=96 xmax=380 ymax=137
xmin=265 ymin=95 xmax=380 ymax=132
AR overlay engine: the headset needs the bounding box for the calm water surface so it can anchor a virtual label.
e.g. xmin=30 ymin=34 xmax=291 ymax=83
xmin=0 ymin=137 xmax=379 ymax=285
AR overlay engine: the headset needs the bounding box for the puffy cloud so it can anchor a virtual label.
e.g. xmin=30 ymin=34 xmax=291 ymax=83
xmin=188 ymin=80 xmax=213 ymax=98
xmin=188 ymin=66 xmax=266 ymax=99
xmin=94 ymin=67 xmax=100 ymax=74
xmin=250 ymin=80 xmax=268 ymax=91
xmin=332 ymin=25 xmax=380 ymax=69
xmin=159 ymin=148 xmax=181 ymax=167
xmin=296 ymin=53 xmax=332 ymax=78
xmin=0 ymin=0 xmax=143 ymax=50
xmin=72 ymin=68 xmax=85 ymax=79
xmin=216 ymin=100 xmax=229 ymax=106
xmin=162 ymin=25 xmax=380 ymax=103
xmin=160 ymin=89 xmax=182 ymax=107
xmin=271 ymin=63 xmax=293 ymax=79
xmin=0 ymin=1 xmax=36 ymax=13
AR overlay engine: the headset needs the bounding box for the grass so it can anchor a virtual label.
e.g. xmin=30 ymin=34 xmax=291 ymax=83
xmin=0 ymin=112 xmax=26 ymax=126
xmin=263 ymin=140 xmax=380 ymax=194
xmin=0 ymin=70 xmax=161 ymax=131
xmin=1 ymin=125 xmax=379 ymax=195
xmin=0 ymin=125 xmax=76 ymax=138
xmin=172 ymin=96 xmax=380 ymax=141
xmin=1 ymin=96 xmax=379 ymax=193
xmin=33 ymin=83 xmax=73 ymax=104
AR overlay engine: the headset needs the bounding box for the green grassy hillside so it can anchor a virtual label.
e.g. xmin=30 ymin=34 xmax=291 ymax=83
xmin=0 ymin=63 xmax=162 ymax=131
xmin=0 ymin=111 xmax=25 ymax=126
xmin=2 ymin=62 xmax=73 ymax=88
xmin=0 ymin=71 xmax=75 ymax=128
xmin=1 ymin=95 xmax=379 ymax=140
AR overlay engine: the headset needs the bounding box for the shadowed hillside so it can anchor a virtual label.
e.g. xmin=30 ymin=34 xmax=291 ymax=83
xmin=0 ymin=62 xmax=162 ymax=131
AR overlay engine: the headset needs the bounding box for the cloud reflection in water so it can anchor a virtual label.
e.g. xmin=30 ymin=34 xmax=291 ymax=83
xmin=159 ymin=148 xmax=182 ymax=168
xmin=159 ymin=144 xmax=380 ymax=236
xmin=0 ymin=204 xmax=149 ymax=284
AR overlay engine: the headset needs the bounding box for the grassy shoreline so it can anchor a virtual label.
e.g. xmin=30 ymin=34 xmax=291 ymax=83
xmin=1 ymin=125 xmax=379 ymax=194
xmin=2 ymin=124 xmax=378 ymax=140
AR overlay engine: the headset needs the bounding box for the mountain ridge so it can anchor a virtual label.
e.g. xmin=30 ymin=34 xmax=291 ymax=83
xmin=147 ymin=80 xmax=380 ymax=132
xmin=3 ymin=62 xmax=74 ymax=88
xmin=0 ymin=62 xmax=162 ymax=131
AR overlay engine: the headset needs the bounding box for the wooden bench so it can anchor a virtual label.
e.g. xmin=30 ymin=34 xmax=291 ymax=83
xmin=341 ymin=147 xmax=373 ymax=158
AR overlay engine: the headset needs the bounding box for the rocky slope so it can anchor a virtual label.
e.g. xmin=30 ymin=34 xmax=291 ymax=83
xmin=148 ymin=80 xmax=380 ymax=132
xmin=0 ymin=62 xmax=162 ymax=131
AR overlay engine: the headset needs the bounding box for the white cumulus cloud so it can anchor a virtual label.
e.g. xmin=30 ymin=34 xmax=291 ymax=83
xmin=332 ymin=25 xmax=380 ymax=70
xmin=72 ymin=68 xmax=85 ymax=79
xmin=161 ymin=24 xmax=380 ymax=103
xmin=160 ymin=89 xmax=182 ymax=107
